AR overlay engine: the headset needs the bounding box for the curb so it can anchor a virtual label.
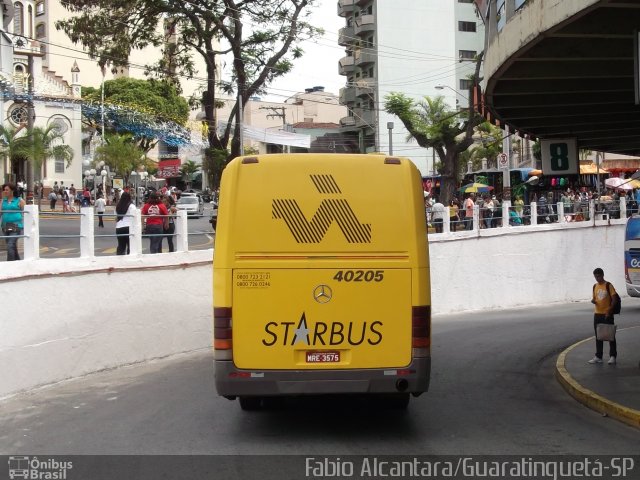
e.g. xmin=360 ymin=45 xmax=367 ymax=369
xmin=555 ymin=329 xmax=640 ymax=430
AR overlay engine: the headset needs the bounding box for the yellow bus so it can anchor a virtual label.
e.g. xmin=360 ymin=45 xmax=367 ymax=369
xmin=213 ymin=154 xmax=431 ymax=409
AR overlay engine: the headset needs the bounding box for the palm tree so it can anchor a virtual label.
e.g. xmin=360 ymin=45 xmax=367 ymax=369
xmin=21 ymin=125 xmax=75 ymax=181
xmin=180 ymin=160 xmax=200 ymax=190
xmin=0 ymin=124 xmax=28 ymax=178
xmin=94 ymin=134 xmax=146 ymax=186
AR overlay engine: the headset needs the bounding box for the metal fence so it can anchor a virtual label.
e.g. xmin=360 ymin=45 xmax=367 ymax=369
xmin=0 ymin=205 xmax=200 ymax=261
xmin=425 ymin=198 xmax=631 ymax=235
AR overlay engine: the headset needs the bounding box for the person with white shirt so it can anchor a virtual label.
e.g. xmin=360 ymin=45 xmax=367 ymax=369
xmin=115 ymin=192 xmax=136 ymax=255
xmin=431 ymin=199 xmax=446 ymax=233
xmin=95 ymin=194 xmax=107 ymax=227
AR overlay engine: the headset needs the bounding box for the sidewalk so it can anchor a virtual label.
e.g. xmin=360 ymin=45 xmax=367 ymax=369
xmin=556 ymin=326 xmax=640 ymax=429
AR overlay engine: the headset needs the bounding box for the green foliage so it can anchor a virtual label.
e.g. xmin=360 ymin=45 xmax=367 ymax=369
xmin=532 ymin=140 xmax=541 ymax=161
xmin=384 ymin=91 xmax=484 ymax=205
xmin=83 ymin=78 xmax=189 ymax=125
xmin=58 ymin=0 xmax=322 ymax=163
xmin=93 ymin=134 xmax=146 ymax=185
xmin=467 ymin=122 xmax=503 ymax=169
xmin=27 ymin=125 xmax=75 ymax=171
xmin=82 ymin=78 xmax=189 ymax=153
xmin=180 ymin=159 xmax=200 ymax=188
xmin=0 ymin=124 xmax=74 ymax=180
xmin=0 ymin=124 xmax=28 ymax=163
xmin=202 ymin=148 xmax=228 ymax=189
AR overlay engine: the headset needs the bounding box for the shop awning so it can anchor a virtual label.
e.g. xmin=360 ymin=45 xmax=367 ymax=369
xmin=579 ymin=164 xmax=609 ymax=175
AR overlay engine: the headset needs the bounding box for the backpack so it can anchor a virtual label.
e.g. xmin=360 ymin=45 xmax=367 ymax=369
xmin=593 ymin=282 xmax=621 ymax=315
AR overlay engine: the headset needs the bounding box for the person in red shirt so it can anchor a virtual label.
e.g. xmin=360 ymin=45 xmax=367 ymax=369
xmin=141 ymin=192 xmax=169 ymax=253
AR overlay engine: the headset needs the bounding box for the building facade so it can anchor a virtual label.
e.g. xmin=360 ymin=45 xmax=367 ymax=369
xmin=211 ymin=86 xmax=349 ymax=154
xmin=337 ymin=0 xmax=484 ymax=175
xmin=0 ymin=0 xmax=82 ymax=189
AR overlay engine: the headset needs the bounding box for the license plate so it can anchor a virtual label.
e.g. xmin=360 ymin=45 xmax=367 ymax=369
xmin=306 ymin=351 xmax=340 ymax=363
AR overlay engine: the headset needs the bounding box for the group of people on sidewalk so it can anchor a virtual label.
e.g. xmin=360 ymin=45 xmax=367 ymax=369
xmin=114 ymin=192 xmax=177 ymax=256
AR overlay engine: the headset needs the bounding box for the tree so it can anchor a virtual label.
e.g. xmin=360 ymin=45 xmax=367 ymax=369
xmin=384 ymin=55 xmax=484 ymax=205
xmin=57 ymin=0 xmax=322 ymax=187
xmin=82 ymin=77 xmax=189 ymax=152
xmin=24 ymin=125 xmax=75 ymax=179
xmin=466 ymin=122 xmax=504 ymax=171
xmin=93 ymin=134 xmax=147 ymax=186
xmin=1 ymin=124 xmax=74 ymax=185
xmin=0 ymin=124 xmax=28 ymax=177
xmin=2 ymin=124 xmax=74 ymax=183
xmin=180 ymin=159 xmax=200 ymax=189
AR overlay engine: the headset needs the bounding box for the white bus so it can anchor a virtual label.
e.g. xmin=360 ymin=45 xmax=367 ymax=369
xmin=624 ymin=215 xmax=640 ymax=297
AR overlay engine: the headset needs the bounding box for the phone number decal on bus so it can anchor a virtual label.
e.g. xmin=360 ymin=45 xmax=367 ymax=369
xmin=333 ymin=270 xmax=384 ymax=282
xmin=235 ymin=272 xmax=271 ymax=288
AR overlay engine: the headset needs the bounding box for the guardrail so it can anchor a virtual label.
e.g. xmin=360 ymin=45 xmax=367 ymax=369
xmin=1 ymin=205 xmax=193 ymax=260
xmin=425 ymin=198 xmax=629 ymax=237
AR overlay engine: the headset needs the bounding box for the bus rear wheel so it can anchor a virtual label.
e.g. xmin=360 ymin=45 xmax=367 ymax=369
xmin=239 ymin=396 xmax=262 ymax=411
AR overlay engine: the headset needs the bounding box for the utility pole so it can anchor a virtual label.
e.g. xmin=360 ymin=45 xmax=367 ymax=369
xmin=238 ymin=92 xmax=244 ymax=156
xmin=23 ymin=44 xmax=43 ymax=204
xmin=260 ymin=106 xmax=288 ymax=153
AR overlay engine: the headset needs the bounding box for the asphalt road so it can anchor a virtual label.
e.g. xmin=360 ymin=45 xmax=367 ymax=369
xmin=1 ymin=302 xmax=638 ymax=457
xmin=0 ymin=204 xmax=215 ymax=259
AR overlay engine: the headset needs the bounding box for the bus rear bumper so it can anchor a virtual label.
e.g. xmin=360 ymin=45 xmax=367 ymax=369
xmin=214 ymin=357 xmax=431 ymax=398
xmin=626 ymin=284 xmax=640 ymax=297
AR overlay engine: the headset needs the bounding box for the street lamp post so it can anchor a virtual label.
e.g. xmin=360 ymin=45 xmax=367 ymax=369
xmin=387 ymin=122 xmax=394 ymax=155
xmin=101 ymin=169 xmax=107 ymax=199
xmin=131 ymin=171 xmax=139 ymax=206
xmin=89 ymin=168 xmax=96 ymax=200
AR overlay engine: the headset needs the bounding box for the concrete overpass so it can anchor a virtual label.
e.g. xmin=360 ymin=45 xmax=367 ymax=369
xmin=481 ymin=0 xmax=640 ymax=155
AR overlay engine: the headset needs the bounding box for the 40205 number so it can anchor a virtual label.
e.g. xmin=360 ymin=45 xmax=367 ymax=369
xmin=332 ymin=270 xmax=384 ymax=282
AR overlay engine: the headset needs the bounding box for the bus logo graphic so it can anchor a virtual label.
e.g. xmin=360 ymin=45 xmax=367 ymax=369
xmin=8 ymin=456 xmax=29 ymax=479
xmin=272 ymin=174 xmax=371 ymax=243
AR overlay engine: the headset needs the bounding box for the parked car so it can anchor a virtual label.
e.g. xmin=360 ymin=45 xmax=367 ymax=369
xmin=176 ymin=195 xmax=204 ymax=217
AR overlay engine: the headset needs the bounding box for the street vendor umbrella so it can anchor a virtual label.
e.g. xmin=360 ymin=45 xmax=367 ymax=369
xmin=460 ymin=182 xmax=494 ymax=193
xmin=604 ymin=177 xmax=634 ymax=191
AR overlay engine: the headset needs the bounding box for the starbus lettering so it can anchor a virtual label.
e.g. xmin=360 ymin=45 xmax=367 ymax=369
xmin=262 ymin=312 xmax=382 ymax=347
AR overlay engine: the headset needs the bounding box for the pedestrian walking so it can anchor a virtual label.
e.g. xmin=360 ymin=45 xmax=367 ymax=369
xmin=588 ymin=267 xmax=620 ymax=365
xmin=61 ymin=189 xmax=70 ymax=213
xmin=464 ymin=193 xmax=475 ymax=230
xmin=1 ymin=183 xmax=25 ymax=261
xmin=48 ymin=190 xmax=57 ymax=211
xmin=115 ymin=192 xmax=136 ymax=255
xmin=95 ymin=194 xmax=106 ymax=228
xmin=82 ymin=187 xmax=91 ymax=207
xmin=431 ymin=198 xmax=445 ymax=233
xmin=141 ymin=192 xmax=169 ymax=254
xmin=449 ymin=199 xmax=460 ymax=232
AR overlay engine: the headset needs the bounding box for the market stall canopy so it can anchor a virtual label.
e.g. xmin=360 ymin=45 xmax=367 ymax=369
xmin=460 ymin=182 xmax=494 ymax=193
xmin=604 ymin=177 xmax=633 ymax=191
xmin=580 ymin=164 xmax=609 ymax=175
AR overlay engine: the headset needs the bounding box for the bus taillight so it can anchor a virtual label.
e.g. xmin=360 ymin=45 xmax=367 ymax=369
xmin=214 ymin=307 xmax=233 ymax=359
xmin=412 ymin=305 xmax=431 ymax=353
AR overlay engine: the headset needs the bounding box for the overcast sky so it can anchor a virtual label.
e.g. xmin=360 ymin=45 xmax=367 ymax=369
xmin=264 ymin=1 xmax=344 ymax=101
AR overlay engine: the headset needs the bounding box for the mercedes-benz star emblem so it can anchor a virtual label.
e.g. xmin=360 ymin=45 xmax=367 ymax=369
xmin=313 ymin=284 xmax=332 ymax=304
